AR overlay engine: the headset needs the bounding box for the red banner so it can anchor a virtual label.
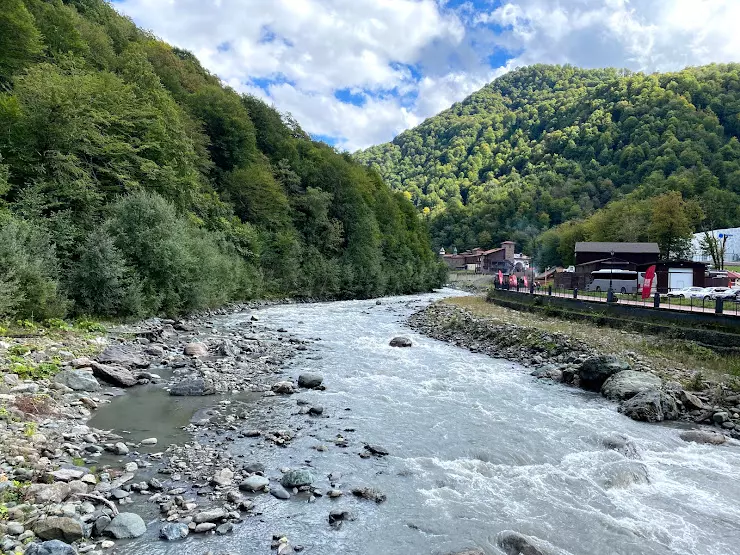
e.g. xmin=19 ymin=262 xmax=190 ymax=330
xmin=509 ymin=274 xmax=517 ymax=287
xmin=641 ymin=265 xmax=656 ymax=299
xmin=498 ymin=270 xmax=504 ymax=285
xmin=523 ymin=276 xmax=529 ymax=288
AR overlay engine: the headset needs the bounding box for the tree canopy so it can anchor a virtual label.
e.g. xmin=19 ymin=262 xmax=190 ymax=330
xmin=0 ymin=0 xmax=444 ymax=320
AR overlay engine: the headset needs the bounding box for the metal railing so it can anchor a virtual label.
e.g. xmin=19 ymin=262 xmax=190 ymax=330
xmin=492 ymin=283 xmax=740 ymax=317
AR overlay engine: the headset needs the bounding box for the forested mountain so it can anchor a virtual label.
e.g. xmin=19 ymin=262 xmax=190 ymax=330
xmin=355 ymin=64 xmax=740 ymax=266
xmin=0 ymin=0 xmax=444 ymax=320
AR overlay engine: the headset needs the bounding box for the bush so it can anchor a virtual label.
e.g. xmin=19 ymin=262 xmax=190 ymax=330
xmin=106 ymin=190 xmax=253 ymax=315
xmin=0 ymin=214 xmax=66 ymax=320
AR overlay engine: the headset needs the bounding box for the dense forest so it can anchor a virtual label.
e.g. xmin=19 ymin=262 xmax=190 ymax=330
xmin=0 ymin=0 xmax=445 ymax=321
xmin=355 ymin=64 xmax=740 ymax=267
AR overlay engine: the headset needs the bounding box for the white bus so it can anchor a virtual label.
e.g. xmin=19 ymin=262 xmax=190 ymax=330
xmin=585 ymin=269 xmax=642 ymax=294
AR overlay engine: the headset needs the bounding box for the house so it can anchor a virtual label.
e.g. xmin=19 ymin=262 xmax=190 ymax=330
xmin=440 ymin=241 xmax=531 ymax=275
xmin=574 ymin=242 xmax=661 ymax=266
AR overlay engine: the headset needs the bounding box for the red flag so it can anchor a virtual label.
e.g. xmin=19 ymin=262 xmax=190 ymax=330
xmin=641 ymin=265 xmax=656 ymax=299
xmin=523 ymin=276 xmax=529 ymax=288
xmin=509 ymin=274 xmax=517 ymax=287
xmin=498 ymin=270 xmax=504 ymax=285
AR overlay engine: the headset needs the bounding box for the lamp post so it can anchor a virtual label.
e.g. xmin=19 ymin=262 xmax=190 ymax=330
xmin=607 ymin=249 xmax=615 ymax=303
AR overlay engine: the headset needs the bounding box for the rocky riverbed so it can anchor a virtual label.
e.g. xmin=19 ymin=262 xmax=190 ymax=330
xmin=0 ymin=303 xmax=321 ymax=555
xmin=408 ymin=301 xmax=740 ymax=444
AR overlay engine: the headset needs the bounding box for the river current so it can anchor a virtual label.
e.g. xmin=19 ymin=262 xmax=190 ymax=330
xmin=109 ymin=290 xmax=740 ymax=555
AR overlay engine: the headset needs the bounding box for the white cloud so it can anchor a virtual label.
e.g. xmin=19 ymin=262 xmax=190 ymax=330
xmin=114 ymin=0 xmax=740 ymax=150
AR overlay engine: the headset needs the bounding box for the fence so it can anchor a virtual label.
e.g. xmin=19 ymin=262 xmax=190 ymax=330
xmin=494 ymin=283 xmax=740 ymax=317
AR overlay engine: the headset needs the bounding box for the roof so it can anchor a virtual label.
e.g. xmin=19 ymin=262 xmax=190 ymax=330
xmin=575 ymin=242 xmax=660 ymax=254
xmin=480 ymin=248 xmax=504 ymax=256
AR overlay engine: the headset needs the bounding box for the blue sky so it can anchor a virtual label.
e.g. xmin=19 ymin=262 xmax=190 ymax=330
xmin=113 ymin=0 xmax=740 ymax=151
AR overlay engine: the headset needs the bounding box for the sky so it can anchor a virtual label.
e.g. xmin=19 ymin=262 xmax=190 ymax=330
xmin=112 ymin=0 xmax=740 ymax=151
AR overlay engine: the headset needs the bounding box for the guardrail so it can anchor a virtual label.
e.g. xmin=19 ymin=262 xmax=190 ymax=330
xmin=493 ymin=284 xmax=740 ymax=317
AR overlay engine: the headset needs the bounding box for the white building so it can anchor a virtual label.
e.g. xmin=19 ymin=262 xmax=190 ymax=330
xmin=691 ymin=227 xmax=740 ymax=264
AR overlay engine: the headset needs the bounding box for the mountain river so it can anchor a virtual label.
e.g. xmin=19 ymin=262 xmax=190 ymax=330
xmin=97 ymin=290 xmax=740 ymax=555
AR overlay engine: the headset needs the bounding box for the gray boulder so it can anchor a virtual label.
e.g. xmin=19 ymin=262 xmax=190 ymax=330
xmin=619 ymin=389 xmax=679 ymax=423
xmin=33 ymin=517 xmax=84 ymax=542
xmin=103 ymin=513 xmax=146 ymax=539
xmin=680 ymin=390 xmax=704 ymax=410
xmin=193 ymin=508 xmax=228 ymax=524
xmin=389 ymin=337 xmax=412 ymax=347
xmin=160 ymin=522 xmax=189 ymax=541
xmin=679 ymin=430 xmax=726 ymax=445
xmin=26 ymin=483 xmax=71 ymax=504
xmin=297 ymin=373 xmax=323 ymax=388
xmin=54 ymin=370 xmax=100 ymax=392
xmin=91 ymin=362 xmax=137 ymax=387
xmin=169 ymin=378 xmax=215 ymax=396
xmin=270 ymin=485 xmax=291 ymax=499
xmin=280 ymin=469 xmax=314 ymax=488
xmin=239 ymin=475 xmax=269 ymax=492
xmin=184 ymin=342 xmax=208 ymax=357
xmin=24 ymin=540 xmax=78 ymax=555
xmin=600 ymin=371 xmax=662 ymax=401
xmin=98 ymin=345 xmax=149 ymax=368
xmin=601 ymin=433 xmax=639 ymax=459
xmin=578 ymin=355 xmax=630 ymax=390
xmin=496 ymin=530 xmax=555 ymax=555
xmin=600 ymin=460 xmax=650 ymax=489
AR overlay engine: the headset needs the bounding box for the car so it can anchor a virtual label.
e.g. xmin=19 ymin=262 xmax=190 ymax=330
xmin=714 ymin=287 xmax=740 ymax=300
xmin=702 ymin=287 xmax=733 ymax=299
xmin=666 ymin=287 xmax=705 ymax=298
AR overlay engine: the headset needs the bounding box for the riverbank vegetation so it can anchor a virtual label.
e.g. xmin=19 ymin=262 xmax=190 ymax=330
xmin=0 ymin=0 xmax=445 ymax=322
xmin=356 ymin=64 xmax=740 ymax=264
xmin=445 ymin=296 xmax=740 ymax=387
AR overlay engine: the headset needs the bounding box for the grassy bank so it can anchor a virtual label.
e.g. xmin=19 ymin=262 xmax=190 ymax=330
xmin=445 ymin=296 xmax=740 ymax=387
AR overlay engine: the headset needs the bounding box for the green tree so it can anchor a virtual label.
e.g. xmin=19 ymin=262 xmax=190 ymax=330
xmin=649 ymin=191 xmax=703 ymax=259
xmin=0 ymin=0 xmax=43 ymax=80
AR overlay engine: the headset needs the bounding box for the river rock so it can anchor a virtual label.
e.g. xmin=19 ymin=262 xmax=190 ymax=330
xmin=91 ymin=362 xmax=137 ymax=388
xmin=24 ymin=540 xmax=79 ymax=555
xmin=184 ymin=342 xmax=208 ymax=357
xmin=271 ymin=381 xmax=295 ymax=394
xmin=389 ymin=336 xmax=412 ymax=347
xmin=48 ymin=468 xmax=85 ymax=482
xmin=270 ymin=485 xmax=291 ymax=500
xmin=216 ymin=523 xmax=234 ymax=535
xmin=245 ymin=462 xmax=265 ymax=474
xmin=194 ymin=523 xmax=217 ymax=533
xmin=194 ymin=508 xmax=228 ymax=523
xmin=104 ymin=513 xmax=146 ymax=539
xmin=114 ymin=441 xmax=129 ymax=455
xmin=680 ymin=390 xmax=704 ymax=410
xmin=169 ymin=378 xmax=215 ymax=396
xmin=679 ymin=430 xmax=726 ymax=445
xmin=280 ymin=469 xmax=314 ymax=488
xmin=27 ymin=483 xmax=71 ymax=504
xmin=160 ymin=522 xmax=189 ymax=541
xmin=297 ymin=373 xmax=323 ymax=388
xmin=6 ymin=522 xmax=24 ymax=535
xmin=54 ymin=370 xmax=100 ymax=392
xmin=98 ymin=345 xmax=149 ymax=368
xmin=619 ymin=389 xmax=679 ymax=423
xmin=33 ymin=517 xmax=84 ymax=542
xmin=141 ymin=437 xmax=158 ymax=445
xmin=601 ymin=433 xmax=639 ymax=459
xmin=93 ymin=516 xmax=111 ymax=536
xmin=446 ymin=550 xmax=485 ymax=555
xmin=578 ymin=355 xmax=630 ymax=390
xmin=239 ymin=475 xmax=269 ymax=492
xmin=600 ymin=371 xmax=662 ymax=401
xmin=211 ymin=468 xmax=234 ymax=486
xmin=601 ymin=460 xmax=650 ymax=489
xmin=496 ymin=530 xmax=555 ymax=555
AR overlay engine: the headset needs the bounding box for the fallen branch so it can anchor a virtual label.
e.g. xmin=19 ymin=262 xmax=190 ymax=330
xmin=74 ymin=493 xmax=119 ymax=516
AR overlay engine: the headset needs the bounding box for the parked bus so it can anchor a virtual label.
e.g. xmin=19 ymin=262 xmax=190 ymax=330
xmin=585 ymin=269 xmax=642 ymax=294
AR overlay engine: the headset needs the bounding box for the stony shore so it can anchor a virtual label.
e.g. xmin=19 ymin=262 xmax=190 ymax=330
xmin=0 ymin=302 xmax=327 ymax=555
xmin=408 ymin=301 xmax=740 ymax=445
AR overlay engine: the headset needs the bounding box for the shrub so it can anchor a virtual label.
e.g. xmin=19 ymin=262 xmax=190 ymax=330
xmin=0 ymin=214 xmax=66 ymax=320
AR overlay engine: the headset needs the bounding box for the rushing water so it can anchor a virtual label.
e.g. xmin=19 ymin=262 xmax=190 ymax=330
xmin=108 ymin=290 xmax=740 ymax=555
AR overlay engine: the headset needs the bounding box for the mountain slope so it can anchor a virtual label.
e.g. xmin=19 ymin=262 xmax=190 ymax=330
xmin=355 ymin=64 xmax=740 ymax=261
xmin=0 ymin=0 xmax=444 ymax=320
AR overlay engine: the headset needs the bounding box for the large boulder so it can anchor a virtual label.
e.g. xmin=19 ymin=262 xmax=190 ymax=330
xmin=679 ymin=430 xmax=726 ymax=445
xmin=33 ymin=517 xmax=84 ymax=542
xmin=297 ymin=373 xmax=323 ymax=389
xmin=600 ymin=371 xmax=662 ymax=401
xmin=91 ymin=362 xmax=137 ymax=388
xmin=103 ymin=513 xmax=146 ymax=539
xmin=601 ymin=433 xmax=639 ymax=459
xmin=24 ymin=540 xmax=78 ymax=555
xmin=496 ymin=530 xmax=556 ymax=555
xmin=619 ymin=389 xmax=679 ymax=423
xmin=169 ymin=378 xmax=215 ymax=396
xmin=578 ymin=355 xmax=630 ymax=391
xmin=600 ymin=460 xmax=650 ymax=489
xmin=26 ymin=483 xmax=71 ymax=504
xmin=98 ymin=345 xmax=149 ymax=368
xmin=54 ymin=370 xmax=100 ymax=392
xmin=280 ymin=469 xmax=314 ymax=488
xmin=389 ymin=337 xmax=412 ymax=348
